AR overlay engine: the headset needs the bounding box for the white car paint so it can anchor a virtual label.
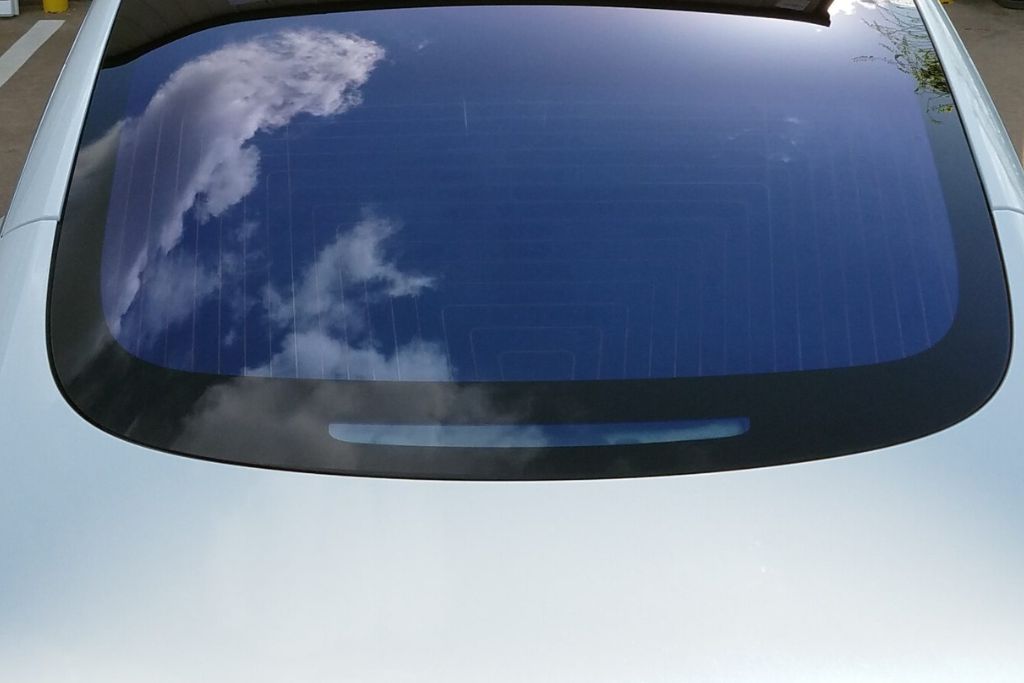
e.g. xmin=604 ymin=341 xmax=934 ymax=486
xmin=2 ymin=1 xmax=1024 ymax=680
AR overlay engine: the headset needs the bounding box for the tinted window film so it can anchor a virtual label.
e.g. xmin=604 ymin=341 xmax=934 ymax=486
xmin=49 ymin=2 xmax=1010 ymax=479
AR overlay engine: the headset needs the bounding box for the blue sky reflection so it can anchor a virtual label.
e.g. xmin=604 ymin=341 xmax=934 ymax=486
xmin=96 ymin=4 xmax=959 ymax=382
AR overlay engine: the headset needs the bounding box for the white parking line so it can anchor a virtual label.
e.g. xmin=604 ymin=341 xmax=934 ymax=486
xmin=0 ymin=19 xmax=64 ymax=90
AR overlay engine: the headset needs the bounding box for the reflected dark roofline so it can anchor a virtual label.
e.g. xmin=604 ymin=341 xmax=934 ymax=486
xmin=104 ymin=0 xmax=833 ymax=66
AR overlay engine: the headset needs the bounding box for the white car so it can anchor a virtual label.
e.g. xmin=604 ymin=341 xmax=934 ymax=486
xmin=2 ymin=0 xmax=1024 ymax=679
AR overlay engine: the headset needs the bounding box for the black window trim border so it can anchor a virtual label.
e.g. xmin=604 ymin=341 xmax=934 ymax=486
xmin=46 ymin=1 xmax=1013 ymax=481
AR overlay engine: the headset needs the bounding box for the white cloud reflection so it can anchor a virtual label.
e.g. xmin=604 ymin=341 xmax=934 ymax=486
xmin=103 ymin=28 xmax=386 ymax=343
xmin=143 ymin=28 xmax=385 ymax=252
xmin=262 ymin=211 xmax=435 ymax=336
xmin=249 ymin=331 xmax=451 ymax=381
xmin=253 ymin=211 xmax=447 ymax=380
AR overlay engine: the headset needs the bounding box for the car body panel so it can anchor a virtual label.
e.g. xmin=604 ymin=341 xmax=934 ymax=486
xmin=3 ymin=1 xmax=1024 ymax=680
xmin=2 ymin=211 xmax=1024 ymax=680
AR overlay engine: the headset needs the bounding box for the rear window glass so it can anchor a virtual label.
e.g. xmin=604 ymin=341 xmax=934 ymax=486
xmin=49 ymin=2 xmax=1010 ymax=479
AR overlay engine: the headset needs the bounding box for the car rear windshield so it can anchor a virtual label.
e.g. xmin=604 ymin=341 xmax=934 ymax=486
xmin=49 ymin=1 xmax=1010 ymax=479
